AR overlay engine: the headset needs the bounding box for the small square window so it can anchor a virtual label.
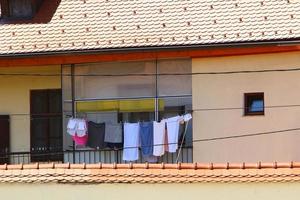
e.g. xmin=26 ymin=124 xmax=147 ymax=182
xmin=244 ymin=93 xmax=264 ymax=116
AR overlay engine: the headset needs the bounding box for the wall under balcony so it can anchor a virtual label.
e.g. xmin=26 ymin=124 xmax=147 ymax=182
xmin=0 ymin=182 xmax=299 ymax=200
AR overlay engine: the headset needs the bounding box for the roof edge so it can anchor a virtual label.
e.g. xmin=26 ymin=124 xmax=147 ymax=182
xmin=1 ymin=161 xmax=300 ymax=170
xmin=1 ymin=39 xmax=300 ymax=59
xmin=0 ymin=162 xmax=300 ymax=184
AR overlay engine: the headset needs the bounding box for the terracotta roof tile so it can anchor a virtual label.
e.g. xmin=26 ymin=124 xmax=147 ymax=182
xmin=0 ymin=0 xmax=299 ymax=56
xmin=0 ymin=162 xmax=298 ymax=183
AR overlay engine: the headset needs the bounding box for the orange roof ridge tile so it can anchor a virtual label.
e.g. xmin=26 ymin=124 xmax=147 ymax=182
xmin=0 ymin=162 xmax=300 ymax=171
xmin=39 ymin=163 xmax=54 ymax=169
xmin=0 ymin=162 xmax=298 ymax=184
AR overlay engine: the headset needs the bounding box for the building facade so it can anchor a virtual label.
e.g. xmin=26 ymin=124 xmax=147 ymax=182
xmin=1 ymin=51 xmax=300 ymax=164
xmin=0 ymin=0 xmax=300 ymax=196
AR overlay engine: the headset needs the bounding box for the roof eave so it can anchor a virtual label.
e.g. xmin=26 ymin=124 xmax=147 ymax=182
xmin=1 ymin=39 xmax=300 ymax=59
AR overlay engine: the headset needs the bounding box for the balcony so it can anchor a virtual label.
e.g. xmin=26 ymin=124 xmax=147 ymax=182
xmin=0 ymin=147 xmax=193 ymax=165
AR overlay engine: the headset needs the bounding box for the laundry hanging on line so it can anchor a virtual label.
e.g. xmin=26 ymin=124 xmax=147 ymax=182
xmin=122 ymin=113 xmax=192 ymax=161
xmin=66 ymin=113 xmax=192 ymax=161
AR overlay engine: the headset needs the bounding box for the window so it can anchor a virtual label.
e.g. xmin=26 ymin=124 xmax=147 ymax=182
xmin=244 ymin=93 xmax=264 ymax=116
xmin=0 ymin=0 xmax=43 ymax=19
xmin=62 ymin=59 xmax=192 ymax=150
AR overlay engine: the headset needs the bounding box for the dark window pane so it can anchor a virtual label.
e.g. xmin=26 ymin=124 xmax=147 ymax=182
xmin=31 ymin=91 xmax=48 ymax=114
xmin=49 ymin=90 xmax=62 ymax=113
xmin=9 ymin=0 xmax=32 ymax=18
xmin=250 ymin=100 xmax=264 ymax=112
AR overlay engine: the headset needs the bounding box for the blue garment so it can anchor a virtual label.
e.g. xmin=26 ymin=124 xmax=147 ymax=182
xmin=140 ymin=122 xmax=154 ymax=156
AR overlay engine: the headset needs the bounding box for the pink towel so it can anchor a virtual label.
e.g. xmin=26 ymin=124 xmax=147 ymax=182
xmin=72 ymin=134 xmax=88 ymax=146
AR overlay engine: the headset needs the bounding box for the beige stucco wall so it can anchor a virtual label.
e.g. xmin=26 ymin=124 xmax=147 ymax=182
xmin=0 ymin=66 xmax=61 ymax=152
xmin=0 ymin=183 xmax=300 ymax=200
xmin=192 ymin=51 xmax=300 ymax=163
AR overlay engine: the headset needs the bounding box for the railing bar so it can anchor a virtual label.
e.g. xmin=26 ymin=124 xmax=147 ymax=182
xmin=186 ymin=148 xmax=188 ymax=163
xmin=109 ymin=150 xmax=111 ymax=164
xmin=93 ymin=151 xmax=96 ymax=164
xmin=88 ymin=151 xmax=91 ymax=164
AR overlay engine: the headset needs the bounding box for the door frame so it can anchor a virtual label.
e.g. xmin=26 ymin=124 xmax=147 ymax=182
xmin=0 ymin=115 xmax=10 ymax=164
xmin=30 ymin=89 xmax=63 ymax=162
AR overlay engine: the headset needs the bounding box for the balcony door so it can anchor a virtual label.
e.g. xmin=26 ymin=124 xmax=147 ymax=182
xmin=30 ymin=89 xmax=62 ymax=162
xmin=0 ymin=115 xmax=9 ymax=164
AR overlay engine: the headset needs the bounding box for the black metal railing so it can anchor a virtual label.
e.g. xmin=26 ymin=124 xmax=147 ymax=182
xmin=0 ymin=147 xmax=193 ymax=165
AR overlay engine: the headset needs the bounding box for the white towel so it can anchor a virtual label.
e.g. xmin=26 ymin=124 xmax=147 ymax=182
xmin=153 ymin=120 xmax=166 ymax=156
xmin=123 ymin=123 xmax=140 ymax=161
xmin=166 ymin=116 xmax=183 ymax=153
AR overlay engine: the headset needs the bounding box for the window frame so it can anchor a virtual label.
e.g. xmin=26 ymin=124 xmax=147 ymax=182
xmin=0 ymin=0 xmax=43 ymax=19
xmin=244 ymin=92 xmax=265 ymax=116
xmin=0 ymin=0 xmax=10 ymax=18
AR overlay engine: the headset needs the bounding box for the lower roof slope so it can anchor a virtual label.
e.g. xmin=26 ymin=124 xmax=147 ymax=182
xmin=0 ymin=162 xmax=300 ymax=184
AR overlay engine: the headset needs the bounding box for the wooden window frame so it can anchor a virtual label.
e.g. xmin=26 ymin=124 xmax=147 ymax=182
xmin=0 ymin=0 xmax=10 ymax=18
xmin=0 ymin=0 xmax=42 ymax=19
xmin=244 ymin=92 xmax=265 ymax=116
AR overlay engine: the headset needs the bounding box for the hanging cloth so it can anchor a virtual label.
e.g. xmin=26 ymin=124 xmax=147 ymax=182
xmin=72 ymin=134 xmax=88 ymax=146
xmin=87 ymin=121 xmax=106 ymax=149
xmin=76 ymin=119 xmax=88 ymax=137
xmin=123 ymin=122 xmax=140 ymax=161
xmin=153 ymin=120 xmax=166 ymax=156
xmin=67 ymin=118 xmax=77 ymax=136
xmin=176 ymin=113 xmax=193 ymax=163
xmin=166 ymin=116 xmax=184 ymax=153
xmin=140 ymin=121 xmax=154 ymax=157
xmin=104 ymin=123 xmax=123 ymax=144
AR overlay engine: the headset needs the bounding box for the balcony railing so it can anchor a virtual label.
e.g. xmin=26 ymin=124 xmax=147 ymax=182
xmin=0 ymin=147 xmax=193 ymax=165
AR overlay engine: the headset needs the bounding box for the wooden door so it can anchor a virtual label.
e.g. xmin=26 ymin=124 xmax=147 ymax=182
xmin=0 ymin=115 xmax=9 ymax=164
xmin=30 ymin=89 xmax=62 ymax=162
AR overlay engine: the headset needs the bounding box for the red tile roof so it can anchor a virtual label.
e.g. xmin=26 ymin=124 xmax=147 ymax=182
xmin=0 ymin=0 xmax=300 ymax=56
xmin=0 ymin=162 xmax=300 ymax=183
